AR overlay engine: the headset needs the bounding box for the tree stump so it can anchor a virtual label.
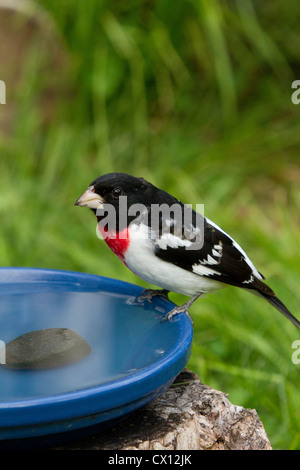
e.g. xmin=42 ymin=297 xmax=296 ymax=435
xmin=53 ymin=369 xmax=272 ymax=450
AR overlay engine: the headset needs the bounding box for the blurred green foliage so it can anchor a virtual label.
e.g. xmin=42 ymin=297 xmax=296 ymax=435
xmin=1 ymin=0 xmax=300 ymax=448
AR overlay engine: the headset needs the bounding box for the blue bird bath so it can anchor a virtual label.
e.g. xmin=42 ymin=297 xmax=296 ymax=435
xmin=0 ymin=268 xmax=193 ymax=448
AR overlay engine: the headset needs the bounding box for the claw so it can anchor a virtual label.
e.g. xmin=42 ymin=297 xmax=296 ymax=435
xmin=161 ymin=293 xmax=203 ymax=326
xmin=162 ymin=306 xmax=194 ymax=326
xmin=137 ymin=289 xmax=169 ymax=304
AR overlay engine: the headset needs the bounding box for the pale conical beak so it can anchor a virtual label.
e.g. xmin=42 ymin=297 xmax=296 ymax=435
xmin=74 ymin=186 xmax=104 ymax=209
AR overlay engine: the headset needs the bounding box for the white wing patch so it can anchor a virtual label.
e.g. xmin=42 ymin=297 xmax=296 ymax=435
xmin=242 ymin=275 xmax=254 ymax=284
xmin=213 ymin=242 xmax=223 ymax=255
xmin=156 ymin=233 xmax=192 ymax=250
xmin=201 ymin=254 xmax=219 ymax=265
xmin=200 ymin=241 xmax=223 ymax=266
xmin=206 ymin=218 xmax=263 ymax=280
xmin=212 ymin=249 xmax=221 ymax=258
xmin=192 ymin=263 xmax=221 ymax=277
xmin=125 ymin=223 xmax=223 ymax=296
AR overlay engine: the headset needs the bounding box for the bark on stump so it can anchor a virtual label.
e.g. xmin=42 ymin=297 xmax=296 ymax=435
xmin=53 ymin=369 xmax=272 ymax=450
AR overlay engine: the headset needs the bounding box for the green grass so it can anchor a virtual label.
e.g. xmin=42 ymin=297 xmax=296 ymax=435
xmin=1 ymin=0 xmax=300 ymax=449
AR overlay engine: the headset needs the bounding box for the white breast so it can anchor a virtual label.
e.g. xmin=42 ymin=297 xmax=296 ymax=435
xmin=124 ymin=224 xmax=224 ymax=296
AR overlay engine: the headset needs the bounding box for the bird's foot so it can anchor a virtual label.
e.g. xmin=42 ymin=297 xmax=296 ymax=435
xmin=161 ymin=293 xmax=203 ymax=326
xmin=137 ymin=288 xmax=169 ymax=304
xmin=162 ymin=305 xmax=194 ymax=325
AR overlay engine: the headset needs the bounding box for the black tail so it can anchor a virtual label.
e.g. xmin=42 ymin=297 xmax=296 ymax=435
xmin=261 ymin=293 xmax=300 ymax=329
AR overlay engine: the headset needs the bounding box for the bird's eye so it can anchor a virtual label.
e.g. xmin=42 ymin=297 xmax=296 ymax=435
xmin=112 ymin=187 xmax=122 ymax=198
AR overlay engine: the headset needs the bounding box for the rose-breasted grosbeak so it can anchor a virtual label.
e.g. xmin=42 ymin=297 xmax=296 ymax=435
xmin=75 ymin=172 xmax=300 ymax=328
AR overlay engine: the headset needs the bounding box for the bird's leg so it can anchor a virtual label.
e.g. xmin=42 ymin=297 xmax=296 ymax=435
xmin=163 ymin=293 xmax=203 ymax=325
xmin=137 ymin=288 xmax=169 ymax=303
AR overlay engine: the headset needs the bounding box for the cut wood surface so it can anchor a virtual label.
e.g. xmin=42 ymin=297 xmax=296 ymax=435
xmin=53 ymin=368 xmax=272 ymax=450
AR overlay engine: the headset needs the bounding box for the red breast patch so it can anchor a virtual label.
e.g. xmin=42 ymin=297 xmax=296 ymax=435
xmin=98 ymin=224 xmax=129 ymax=263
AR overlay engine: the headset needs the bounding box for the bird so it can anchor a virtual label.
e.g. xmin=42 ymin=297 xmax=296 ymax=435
xmin=75 ymin=172 xmax=300 ymax=328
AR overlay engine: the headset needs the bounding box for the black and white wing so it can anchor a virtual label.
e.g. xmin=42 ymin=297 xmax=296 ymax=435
xmin=153 ymin=209 xmax=270 ymax=294
xmin=153 ymin=208 xmax=300 ymax=328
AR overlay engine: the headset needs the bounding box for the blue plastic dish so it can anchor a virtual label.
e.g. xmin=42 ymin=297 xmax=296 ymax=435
xmin=0 ymin=268 xmax=193 ymax=447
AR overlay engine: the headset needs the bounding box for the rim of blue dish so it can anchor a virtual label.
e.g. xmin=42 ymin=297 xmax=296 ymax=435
xmin=0 ymin=267 xmax=193 ymax=428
